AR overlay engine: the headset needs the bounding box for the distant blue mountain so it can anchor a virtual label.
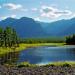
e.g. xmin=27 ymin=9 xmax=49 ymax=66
xmin=39 ymin=18 xmax=75 ymax=36
xmin=0 ymin=17 xmax=75 ymax=37
xmin=0 ymin=17 xmax=46 ymax=38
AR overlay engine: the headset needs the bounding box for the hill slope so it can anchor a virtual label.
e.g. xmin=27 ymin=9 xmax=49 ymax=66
xmin=0 ymin=17 xmax=46 ymax=38
xmin=39 ymin=18 xmax=75 ymax=36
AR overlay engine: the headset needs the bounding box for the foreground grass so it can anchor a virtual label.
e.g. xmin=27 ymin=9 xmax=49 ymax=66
xmin=46 ymin=61 xmax=75 ymax=67
xmin=16 ymin=61 xmax=75 ymax=67
xmin=4 ymin=61 xmax=75 ymax=68
xmin=0 ymin=43 xmax=65 ymax=55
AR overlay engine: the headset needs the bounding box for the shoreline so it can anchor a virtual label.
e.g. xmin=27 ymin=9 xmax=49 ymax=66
xmin=0 ymin=43 xmax=75 ymax=56
xmin=18 ymin=61 xmax=75 ymax=67
xmin=0 ymin=43 xmax=65 ymax=55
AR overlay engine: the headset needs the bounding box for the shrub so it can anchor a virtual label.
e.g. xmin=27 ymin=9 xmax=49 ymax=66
xmin=62 ymin=63 xmax=71 ymax=67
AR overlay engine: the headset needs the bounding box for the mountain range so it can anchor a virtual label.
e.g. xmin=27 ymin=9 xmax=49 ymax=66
xmin=0 ymin=17 xmax=75 ymax=38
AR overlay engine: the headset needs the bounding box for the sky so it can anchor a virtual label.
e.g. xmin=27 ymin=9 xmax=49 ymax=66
xmin=0 ymin=0 xmax=75 ymax=22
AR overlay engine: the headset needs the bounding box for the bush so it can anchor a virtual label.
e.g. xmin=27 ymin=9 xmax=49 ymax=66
xmin=62 ymin=63 xmax=71 ymax=67
xmin=17 ymin=64 xmax=30 ymax=68
xmin=44 ymin=64 xmax=55 ymax=67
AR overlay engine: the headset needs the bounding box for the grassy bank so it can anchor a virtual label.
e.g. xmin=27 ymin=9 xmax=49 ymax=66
xmin=46 ymin=61 xmax=75 ymax=67
xmin=0 ymin=43 xmax=65 ymax=55
xmin=16 ymin=61 xmax=75 ymax=68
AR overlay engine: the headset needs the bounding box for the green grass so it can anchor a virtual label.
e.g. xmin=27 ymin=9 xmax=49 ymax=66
xmin=14 ymin=61 xmax=75 ymax=67
xmin=17 ymin=62 xmax=37 ymax=67
xmin=45 ymin=61 xmax=75 ymax=67
xmin=0 ymin=43 xmax=65 ymax=55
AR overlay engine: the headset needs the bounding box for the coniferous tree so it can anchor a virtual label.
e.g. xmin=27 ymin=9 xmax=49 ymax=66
xmin=4 ymin=27 xmax=12 ymax=47
xmin=66 ymin=34 xmax=75 ymax=45
xmin=0 ymin=26 xmax=19 ymax=47
xmin=0 ymin=27 xmax=3 ymax=47
xmin=12 ymin=29 xmax=19 ymax=47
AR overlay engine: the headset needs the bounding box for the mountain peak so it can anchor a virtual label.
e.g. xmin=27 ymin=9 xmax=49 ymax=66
xmin=4 ymin=17 xmax=17 ymax=21
xmin=20 ymin=17 xmax=33 ymax=20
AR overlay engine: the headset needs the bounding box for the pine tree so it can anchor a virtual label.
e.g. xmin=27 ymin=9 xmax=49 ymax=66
xmin=0 ymin=27 xmax=3 ymax=47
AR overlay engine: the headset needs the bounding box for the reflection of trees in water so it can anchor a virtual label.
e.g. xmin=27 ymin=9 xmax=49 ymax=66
xmin=67 ymin=48 xmax=75 ymax=53
xmin=0 ymin=51 xmax=19 ymax=64
xmin=66 ymin=48 xmax=75 ymax=59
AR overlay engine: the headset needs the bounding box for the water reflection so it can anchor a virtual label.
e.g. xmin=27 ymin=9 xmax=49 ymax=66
xmin=0 ymin=46 xmax=75 ymax=65
xmin=17 ymin=46 xmax=75 ymax=64
xmin=0 ymin=52 xmax=19 ymax=64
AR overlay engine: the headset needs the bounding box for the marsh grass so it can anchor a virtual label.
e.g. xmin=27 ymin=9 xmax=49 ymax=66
xmin=16 ymin=61 xmax=75 ymax=68
xmin=45 ymin=61 xmax=75 ymax=67
xmin=0 ymin=43 xmax=65 ymax=55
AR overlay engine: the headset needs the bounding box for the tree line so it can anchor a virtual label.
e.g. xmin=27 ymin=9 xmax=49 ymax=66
xmin=0 ymin=27 xmax=19 ymax=47
xmin=20 ymin=38 xmax=65 ymax=44
xmin=66 ymin=34 xmax=75 ymax=45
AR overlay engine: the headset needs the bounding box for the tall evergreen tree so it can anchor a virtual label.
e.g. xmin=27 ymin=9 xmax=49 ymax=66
xmin=12 ymin=29 xmax=19 ymax=47
xmin=3 ymin=26 xmax=19 ymax=47
xmin=4 ymin=27 xmax=12 ymax=47
xmin=0 ymin=27 xmax=3 ymax=47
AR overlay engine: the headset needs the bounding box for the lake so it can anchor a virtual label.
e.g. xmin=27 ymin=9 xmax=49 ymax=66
xmin=17 ymin=46 xmax=75 ymax=65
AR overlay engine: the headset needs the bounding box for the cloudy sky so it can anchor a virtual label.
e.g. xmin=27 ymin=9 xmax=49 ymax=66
xmin=0 ymin=0 xmax=75 ymax=22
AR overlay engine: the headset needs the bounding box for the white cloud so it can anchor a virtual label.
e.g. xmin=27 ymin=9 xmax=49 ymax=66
xmin=34 ymin=17 xmax=41 ymax=21
xmin=54 ymin=10 xmax=72 ymax=16
xmin=3 ymin=3 xmax=23 ymax=10
xmin=66 ymin=13 xmax=75 ymax=19
xmin=1 ymin=16 xmax=7 ymax=20
xmin=10 ymin=14 xmax=16 ymax=18
xmin=39 ymin=5 xmax=72 ymax=19
xmin=0 ymin=5 xmax=1 ymax=8
xmin=3 ymin=3 xmax=28 ymax=12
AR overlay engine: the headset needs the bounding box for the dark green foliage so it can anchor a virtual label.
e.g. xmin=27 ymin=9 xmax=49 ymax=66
xmin=0 ymin=26 xmax=19 ymax=47
xmin=20 ymin=37 xmax=65 ymax=44
xmin=0 ymin=27 xmax=4 ymax=46
xmin=17 ymin=64 xmax=30 ymax=68
xmin=62 ymin=63 xmax=71 ymax=67
xmin=17 ymin=64 xmax=26 ymax=68
xmin=66 ymin=34 xmax=75 ymax=45
xmin=44 ymin=64 xmax=55 ymax=67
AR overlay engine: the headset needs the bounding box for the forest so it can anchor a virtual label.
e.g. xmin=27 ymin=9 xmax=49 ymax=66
xmin=0 ymin=27 xmax=19 ymax=47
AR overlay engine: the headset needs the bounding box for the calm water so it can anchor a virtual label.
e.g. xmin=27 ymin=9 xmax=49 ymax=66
xmin=17 ymin=46 xmax=75 ymax=65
